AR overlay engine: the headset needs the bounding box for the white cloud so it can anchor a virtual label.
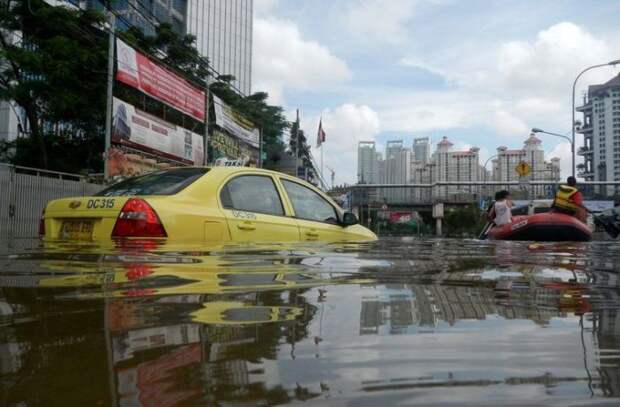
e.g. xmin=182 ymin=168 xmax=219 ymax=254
xmin=253 ymin=18 xmax=351 ymax=104
xmin=254 ymin=0 xmax=279 ymax=16
xmin=388 ymin=22 xmax=620 ymax=148
xmin=498 ymin=22 xmax=615 ymax=98
xmin=304 ymin=104 xmax=381 ymax=185
xmin=344 ymin=0 xmax=416 ymax=44
xmin=490 ymin=110 xmax=529 ymax=136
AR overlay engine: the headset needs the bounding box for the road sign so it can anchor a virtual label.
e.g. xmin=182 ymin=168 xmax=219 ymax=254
xmin=515 ymin=161 xmax=531 ymax=177
xmin=381 ymin=204 xmax=388 ymax=210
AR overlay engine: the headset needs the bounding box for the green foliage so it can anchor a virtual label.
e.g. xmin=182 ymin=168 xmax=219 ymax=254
xmin=0 ymin=0 xmax=288 ymax=173
xmin=443 ymin=204 xmax=487 ymax=237
xmin=0 ymin=0 xmax=108 ymax=169
xmin=0 ymin=133 xmax=103 ymax=174
xmin=287 ymin=119 xmax=313 ymax=175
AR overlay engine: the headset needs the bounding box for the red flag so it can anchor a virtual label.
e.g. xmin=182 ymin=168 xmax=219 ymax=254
xmin=317 ymin=118 xmax=326 ymax=147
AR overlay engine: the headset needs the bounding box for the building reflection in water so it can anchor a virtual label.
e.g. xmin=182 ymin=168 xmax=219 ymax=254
xmin=1 ymin=246 xmax=620 ymax=404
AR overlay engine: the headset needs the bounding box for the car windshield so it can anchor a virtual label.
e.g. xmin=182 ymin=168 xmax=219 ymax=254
xmin=96 ymin=168 xmax=209 ymax=196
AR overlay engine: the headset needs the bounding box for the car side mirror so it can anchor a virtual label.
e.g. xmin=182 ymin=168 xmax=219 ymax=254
xmin=341 ymin=212 xmax=358 ymax=227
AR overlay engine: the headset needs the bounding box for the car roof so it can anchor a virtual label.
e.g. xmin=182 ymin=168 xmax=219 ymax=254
xmin=178 ymin=166 xmax=311 ymax=183
xmin=192 ymin=166 xmax=340 ymax=209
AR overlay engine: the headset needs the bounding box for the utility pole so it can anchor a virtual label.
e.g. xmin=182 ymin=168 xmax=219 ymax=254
xmin=295 ymin=109 xmax=300 ymax=178
xmin=326 ymin=165 xmax=335 ymax=190
xmin=258 ymin=126 xmax=263 ymax=168
xmin=204 ymin=74 xmax=210 ymax=166
xmin=103 ymin=11 xmax=116 ymax=181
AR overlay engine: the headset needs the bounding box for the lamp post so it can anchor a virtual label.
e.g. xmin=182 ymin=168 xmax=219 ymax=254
xmin=531 ymin=128 xmax=574 ymax=178
xmin=483 ymin=154 xmax=497 ymax=198
xmin=571 ymin=60 xmax=620 ymax=177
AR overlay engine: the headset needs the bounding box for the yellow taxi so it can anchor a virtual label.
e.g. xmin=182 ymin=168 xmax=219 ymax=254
xmin=41 ymin=167 xmax=377 ymax=243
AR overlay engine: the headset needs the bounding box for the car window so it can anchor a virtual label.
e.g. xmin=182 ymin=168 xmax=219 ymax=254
xmin=220 ymin=175 xmax=284 ymax=216
xmin=96 ymin=168 xmax=209 ymax=196
xmin=281 ymin=180 xmax=338 ymax=223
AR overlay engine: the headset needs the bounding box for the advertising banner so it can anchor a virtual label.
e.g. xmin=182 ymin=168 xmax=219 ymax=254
xmin=111 ymin=97 xmax=204 ymax=169
xmin=211 ymin=129 xmax=258 ymax=164
xmin=107 ymin=147 xmax=169 ymax=178
xmin=212 ymin=95 xmax=260 ymax=148
xmin=116 ymin=39 xmax=205 ymax=121
xmin=389 ymin=211 xmax=416 ymax=224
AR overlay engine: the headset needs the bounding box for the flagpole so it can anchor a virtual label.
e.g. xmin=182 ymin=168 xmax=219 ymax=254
xmin=321 ymin=143 xmax=324 ymax=188
xmin=295 ymin=109 xmax=300 ymax=178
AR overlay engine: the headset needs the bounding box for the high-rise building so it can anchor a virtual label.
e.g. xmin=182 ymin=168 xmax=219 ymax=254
xmin=433 ymin=137 xmax=482 ymax=198
xmin=577 ymin=74 xmax=620 ymax=196
xmin=413 ymin=137 xmax=431 ymax=164
xmin=85 ymin=0 xmax=188 ymax=37
xmin=384 ymin=140 xmax=412 ymax=203
xmin=492 ymin=134 xmax=561 ymax=197
xmin=493 ymin=134 xmax=561 ymax=183
xmin=187 ymin=0 xmax=253 ymax=95
xmin=357 ymin=141 xmax=378 ymax=184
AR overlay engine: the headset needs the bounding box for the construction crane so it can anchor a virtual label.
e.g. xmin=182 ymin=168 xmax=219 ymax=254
xmin=325 ymin=165 xmax=335 ymax=190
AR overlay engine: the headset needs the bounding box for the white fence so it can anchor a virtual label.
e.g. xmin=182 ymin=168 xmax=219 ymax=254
xmin=0 ymin=164 xmax=103 ymax=239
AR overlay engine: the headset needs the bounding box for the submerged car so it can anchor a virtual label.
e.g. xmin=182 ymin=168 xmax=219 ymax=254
xmin=40 ymin=167 xmax=377 ymax=243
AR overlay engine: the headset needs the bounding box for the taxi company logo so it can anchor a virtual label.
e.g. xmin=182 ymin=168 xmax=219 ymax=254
xmin=69 ymin=201 xmax=82 ymax=209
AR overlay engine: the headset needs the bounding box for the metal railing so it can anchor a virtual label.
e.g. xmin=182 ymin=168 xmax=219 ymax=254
xmin=344 ymin=181 xmax=620 ymax=206
xmin=0 ymin=163 xmax=103 ymax=239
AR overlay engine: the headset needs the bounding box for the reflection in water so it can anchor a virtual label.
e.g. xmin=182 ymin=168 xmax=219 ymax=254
xmin=1 ymin=238 xmax=620 ymax=405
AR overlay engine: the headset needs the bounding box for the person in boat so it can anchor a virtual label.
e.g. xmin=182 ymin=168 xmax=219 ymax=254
xmin=551 ymin=176 xmax=587 ymax=223
xmin=488 ymin=190 xmax=513 ymax=226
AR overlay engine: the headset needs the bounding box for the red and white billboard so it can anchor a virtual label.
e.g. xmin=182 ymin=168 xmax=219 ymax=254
xmin=116 ymin=39 xmax=205 ymax=122
xmin=389 ymin=212 xmax=415 ymax=224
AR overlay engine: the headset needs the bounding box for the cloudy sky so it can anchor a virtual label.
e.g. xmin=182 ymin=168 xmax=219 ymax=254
xmin=252 ymin=0 xmax=620 ymax=185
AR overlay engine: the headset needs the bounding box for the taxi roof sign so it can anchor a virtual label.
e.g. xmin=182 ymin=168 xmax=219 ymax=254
xmin=515 ymin=161 xmax=531 ymax=177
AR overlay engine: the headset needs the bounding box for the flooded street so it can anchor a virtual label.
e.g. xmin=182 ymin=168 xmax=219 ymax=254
xmin=2 ymin=238 xmax=620 ymax=406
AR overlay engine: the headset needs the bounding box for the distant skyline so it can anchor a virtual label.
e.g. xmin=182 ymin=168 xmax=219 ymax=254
xmin=252 ymin=0 xmax=620 ymax=184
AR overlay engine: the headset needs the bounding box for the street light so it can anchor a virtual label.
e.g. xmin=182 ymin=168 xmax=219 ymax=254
xmin=483 ymin=154 xmax=498 ymax=198
xmin=571 ymin=60 xmax=620 ymax=177
xmin=531 ymin=128 xmax=573 ymax=178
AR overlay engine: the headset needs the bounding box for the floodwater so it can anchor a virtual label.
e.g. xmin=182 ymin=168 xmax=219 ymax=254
xmin=1 ymin=238 xmax=620 ymax=406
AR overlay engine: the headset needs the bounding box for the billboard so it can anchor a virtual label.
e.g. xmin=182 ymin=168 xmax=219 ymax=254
xmin=116 ymin=39 xmax=205 ymax=122
xmin=211 ymin=129 xmax=258 ymax=164
xmin=111 ymin=98 xmax=204 ymax=167
xmin=212 ymin=95 xmax=260 ymax=148
xmin=389 ymin=211 xmax=419 ymax=224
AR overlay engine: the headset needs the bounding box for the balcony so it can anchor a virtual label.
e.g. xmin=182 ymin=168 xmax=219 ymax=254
xmin=577 ymin=165 xmax=594 ymax=178
xmin=576 ymin=101 xmax=592 ymax=112
xmin=576 ymin=124 xmax=593 ymax=134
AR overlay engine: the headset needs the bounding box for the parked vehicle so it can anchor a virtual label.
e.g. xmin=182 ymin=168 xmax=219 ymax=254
xmin=40 ymin=167 xmax=377 ymax=243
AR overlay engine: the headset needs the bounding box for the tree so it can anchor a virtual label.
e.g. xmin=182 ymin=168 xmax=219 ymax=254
xmin=288 ymin=120 xmax=314 ymax=178
xmin=0 ymin=1 xmax=289 ymax=173
xmin=0 ymin=0 xmax=107 ymax=169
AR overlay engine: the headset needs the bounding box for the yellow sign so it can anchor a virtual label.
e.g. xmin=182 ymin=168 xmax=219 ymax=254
xmin=515 ymin=161 xmax=531 ymax=177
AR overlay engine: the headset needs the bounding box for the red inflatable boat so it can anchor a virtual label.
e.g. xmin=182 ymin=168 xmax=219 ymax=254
xmin=487 ymin=213 xmax=592 ymax=242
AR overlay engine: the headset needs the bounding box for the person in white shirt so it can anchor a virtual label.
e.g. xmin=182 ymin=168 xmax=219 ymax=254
xmin=488 ymin=190 xmax=513 ymax=226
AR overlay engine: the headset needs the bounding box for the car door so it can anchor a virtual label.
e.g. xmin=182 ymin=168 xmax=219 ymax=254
xmin=279 ymin=178 xmax=348 ymax=242
xmin=219 ymin=174 xmax=300 ymax=242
